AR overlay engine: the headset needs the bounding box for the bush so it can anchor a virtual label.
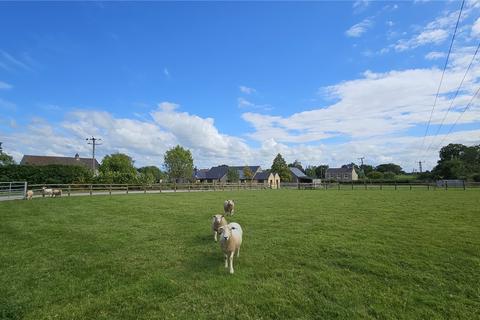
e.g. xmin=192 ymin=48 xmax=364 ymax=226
xmin=367 ymin=171 xmax=384 ymax=180
xmin=472 ymin=173 xmax=480 ymax=182
xmin=0 ymin=165 xmax=94 ymax=184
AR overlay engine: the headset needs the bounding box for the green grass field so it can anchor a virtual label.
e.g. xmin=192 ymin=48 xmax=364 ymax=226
xmin=1 ymin=190 xmax=479 ymax=319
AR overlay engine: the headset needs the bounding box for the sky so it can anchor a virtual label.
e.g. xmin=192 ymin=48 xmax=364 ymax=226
xmin=1 ymin=1 xmax=479 ymax=172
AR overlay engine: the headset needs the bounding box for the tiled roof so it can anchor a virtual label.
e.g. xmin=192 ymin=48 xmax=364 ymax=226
xmin=205 ymin=165 xmax=229 ymax=179
xmin=20 ymin=154 xmax=99 ymax=169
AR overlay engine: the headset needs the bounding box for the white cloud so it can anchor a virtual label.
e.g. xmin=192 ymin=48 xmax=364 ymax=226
xmin=472 ymin=17 xmax=480 ymax=37
xmin=346 ymin=19 xmax=373 ymax=38
xmin=164 ymin=68 xmax=170 ymax=77
xmin=238 ymin=97 xmax=255 ymax=108
xmin=395 ymin=29 xmax=449 ymax=51
xmin=239 ymin=85 xmax=256 ymax=94
xmin=425 ymin=51 xmax=446 ymax=60
xmin=353 ymin=0 xmax=370 ymax=14
xmin=0 ymin=81 xmax=12 ymax=90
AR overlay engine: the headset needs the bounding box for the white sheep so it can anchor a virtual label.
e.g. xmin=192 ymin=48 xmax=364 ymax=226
xmin=211 ymin=214 xmax=228 ymax=242
xmin=218 ymin=222 xmax=243 ymax=274
xmin=223 ymin=200 xmax=235 ymax=216
xmin=25 ymin=190 xmax=34 ymax=200
xmin=52 ymin=189 xmax=62 ymax=197
xmin=42 ymin=187 xmax=53 ymax=197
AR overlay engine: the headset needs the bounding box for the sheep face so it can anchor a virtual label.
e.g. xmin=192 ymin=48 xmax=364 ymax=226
xmin=212 ymin=214 xmax=225 ymax=226
xmin=218 ymin=225 xmax=232 ymax=241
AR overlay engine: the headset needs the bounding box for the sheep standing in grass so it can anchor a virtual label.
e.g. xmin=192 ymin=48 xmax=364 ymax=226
xmin=218 ymin=222 xmax=243 ymax=274
xmin=223 ymin=200 xmax=235 ymax=216
xmin=52 ymin=189 xmax=62 ymax=197
xmin=42 ymin=187 xmax=53 ymax=197
xmin=25 ymin=190 xmax=34 ymax=200
xmin=212 ymin=214 xmax=228 ymax=242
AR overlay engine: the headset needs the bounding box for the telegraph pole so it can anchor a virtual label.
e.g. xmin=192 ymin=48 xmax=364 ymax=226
xmin=418 ymin=161 xmax=423 ymax=173
xmin=358 ymin=157 xmax=365 ymax=167
xmin=86 ymin=137 xmax=102 ymax=172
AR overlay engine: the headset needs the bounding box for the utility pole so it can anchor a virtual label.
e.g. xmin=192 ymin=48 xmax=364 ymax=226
xmin=0 ymin=142 xmax=3 ymax=154
xmin=358 ymin=157 xmax=365 ymax=167
xmin=418 ymin=161 xmax=423 ymax=173
xmin=86 ymin=137 xmax=102 ymax=172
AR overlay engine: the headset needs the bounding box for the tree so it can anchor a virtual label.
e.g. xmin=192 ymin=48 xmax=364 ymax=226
xmin=0 ymin=153 xmax=15 ymax=166
xmin=439 ymin=143 xmax=467 ymax=162
xmin=99 ymin=153 xmax=137 ymax=176
xmin=376 ymin=163 xmax=403 ymax=175
xmin=315 ymin=165 xmax=329 ymax=179
xmin=432 ymin=143 xmax=480 ymax=180
xmin=98 ymin=153 xmax=137 ymax=184
xmin=367 ymin=171 xmax=384 ymax=179
xmin=360 ymin=164 xmax=374 ymax=175
xmin=305 ymin=165 xmax=317 ymax=178
xmin=0 ymin=144 xmax=15 ymax=166
xmin=164 ymin=145 xmax=194 ymax=182
xmin=243 ymin=166 xmax=254 ymax=181
xmin=288 ymin=160 xmax=304 ymax=171
xmin=227 ymin=168 xmax=239 ymax=182
xmin=383 ymin=171 xmax=396 ymax=180
xmin=137 ymin=166 xmax=165 ymax=183
xmin=271 ymin=153 xmax=292 ymax=182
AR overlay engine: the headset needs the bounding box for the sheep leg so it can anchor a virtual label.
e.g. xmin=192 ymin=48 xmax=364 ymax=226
xmin=229 ymin=252 xmax=234 ymax=274
xmin=214 ymin=231 xmax=217 ymax=242
xmin=224 ymin=254 xmax=228 ymax=268
xmin=237 ymin=246 xmax=240 ymax=258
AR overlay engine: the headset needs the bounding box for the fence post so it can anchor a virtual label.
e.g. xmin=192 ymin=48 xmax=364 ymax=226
xmin=338 ymin=183 xmax=340 ymax=190
xmin=90 ymin=184 xmax=93 ymax=196
xmin=174 ymin=181 xmax=177 ymax=192
xmin=380 ymin=182 xmax=382 ymax=190
xmin=68 ymin=185 xmax=71 ymax=196
xmin=427 ymin=183 xmax=429 ymax=191
xmin=395 ymin=181 xmax=397 ymax=190
xmin=463 ymin=180 xmax=466 ymax=191
xmin=364 ymin=180 xmax=367 ymax=190
xmin=9 ymin=182 xmax=12 ymax=198
xmin=351 ymin=181 xmax=354 ymax=190
xmin=445 ymin=181 xmax=448 ymax=191
xmin=144 ymin=184 xmax=147 ymax=194
xmin=109 ymin=184 xmax=112 ymax=195
xmin=409 ymin=183 xmax=412 ymax=191
xmin=126 ymin=185 xmax=129 ymax=194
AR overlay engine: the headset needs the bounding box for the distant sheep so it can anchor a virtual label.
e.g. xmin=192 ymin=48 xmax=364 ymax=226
xmin=223 ymin=200 xmax=235 ymax=216
xmin=25 ymin=190 xmax=34 ymax=200
xmin=211 ymin=214 xmax=228 ymax=242
xmin=52 ymin=189 xmax=62 ymax=197
xmin=218 ymin=222 xmax=243 ymax=274
xmin=42 ymin=187 xmax=53 ymax=197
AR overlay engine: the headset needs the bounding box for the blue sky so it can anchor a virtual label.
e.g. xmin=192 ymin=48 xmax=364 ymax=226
xmin=1 ymin=1 xmax=480 ymax=171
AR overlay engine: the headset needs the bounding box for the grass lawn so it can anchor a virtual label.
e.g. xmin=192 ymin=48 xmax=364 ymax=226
xmin=1 ymin=189 xmax=479 ymax=319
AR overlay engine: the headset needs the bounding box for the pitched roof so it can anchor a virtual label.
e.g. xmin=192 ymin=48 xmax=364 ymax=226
xmin=326 ymin=167 xmax=353 ymax=174
xmin=205 ymin=165 xmax=229 ymax=179
xmin=20 ymin=154 xmax=99 ymax=169
xmin=253 ymin=170 xmax=271 ymax=180
xmin=194 ymin=169 xmax=209 ymax=179
xmin=230 ymin=166 xmax=261 ymax=180
xmin=289 ymin=167 xmax=309 ymax=178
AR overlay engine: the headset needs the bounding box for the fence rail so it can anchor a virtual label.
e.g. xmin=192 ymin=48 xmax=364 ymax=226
xmin=1 ymin=180 xmax=479 ymax=201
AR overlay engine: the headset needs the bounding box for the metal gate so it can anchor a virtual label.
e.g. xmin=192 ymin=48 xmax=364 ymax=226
xmin=0 ymin=181 xmax=27 ymax=200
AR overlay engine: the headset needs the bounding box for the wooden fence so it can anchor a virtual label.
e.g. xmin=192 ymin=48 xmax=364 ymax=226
xmin=1 ymin=180 xmax=479 ymax=200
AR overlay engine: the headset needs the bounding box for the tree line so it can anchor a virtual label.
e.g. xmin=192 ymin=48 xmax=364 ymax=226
xmin=0 ymin=143 xmax=478 ymax=184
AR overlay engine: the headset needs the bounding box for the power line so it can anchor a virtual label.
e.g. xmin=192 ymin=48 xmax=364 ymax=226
xmin=434 ymin=85 xmax=480 ymax=150
xmin=421 ymin=0 xmax=465 ymax=151
xmin=86 ymin=136 xmax=102 ymax=172
xmin=425 ymin=42 xmax=480 ymax=154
